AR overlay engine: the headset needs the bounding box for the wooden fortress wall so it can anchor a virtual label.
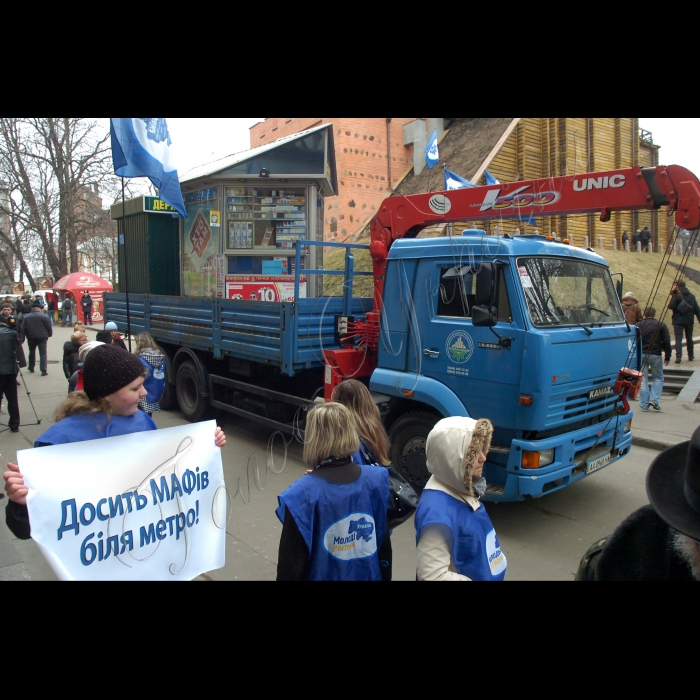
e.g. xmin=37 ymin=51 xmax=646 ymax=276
xmin=454 ymin=118 xmax=673 ymax=251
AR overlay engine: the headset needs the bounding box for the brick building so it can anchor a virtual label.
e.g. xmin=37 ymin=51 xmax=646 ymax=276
xmin=250 ymin=118 xmax=429 ymax=242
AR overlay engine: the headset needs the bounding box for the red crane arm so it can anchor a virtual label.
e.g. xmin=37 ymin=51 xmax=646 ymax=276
xmin=368 ymin=164 xmax=700 ymax=311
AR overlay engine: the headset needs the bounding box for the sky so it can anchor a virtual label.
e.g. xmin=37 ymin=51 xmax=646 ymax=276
xmin=160 ymin=118 xmax=700 ymax=181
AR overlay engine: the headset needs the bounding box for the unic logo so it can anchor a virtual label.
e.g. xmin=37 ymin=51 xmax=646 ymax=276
xmin=446 ymin=330 xmax=474 ymax=364
xmin=475 ymin=185 xmax=560 ymax=212
xmin=429 ymin=194 xmax=452 ymax=215
xmin=573 ymin=174 xmax=625 ymax=192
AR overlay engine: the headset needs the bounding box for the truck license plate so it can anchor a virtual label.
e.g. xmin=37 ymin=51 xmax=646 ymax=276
xmin=586 ymin=452 xmax=611 ymax=474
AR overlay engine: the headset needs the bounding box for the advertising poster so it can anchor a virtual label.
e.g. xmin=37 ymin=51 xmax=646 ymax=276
xmin=19 ymin=421 xmax=226 ymax=581
xmin=226 ymin=275 xmax=306 ymax=302
xmin=182 ymin=206 xmax=220 ymax=297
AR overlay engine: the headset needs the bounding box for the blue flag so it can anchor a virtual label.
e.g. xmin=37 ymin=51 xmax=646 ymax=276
xmin=522 ymin=213 xmax=537 ymax=226
xmin=484 ymin=170 xmax=500 ymax=186
xmin=444 ymin=166 xmax=475 ymax=190
xmin=110 ymin=118 xmax=187 ymax=218
xmin=425 ymin=130 xmax=439 ymax=169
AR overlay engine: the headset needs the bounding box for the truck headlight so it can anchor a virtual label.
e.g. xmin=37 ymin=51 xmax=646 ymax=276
xmin=624 ymin=419 xmax=632 ymax=433
xmin=522 ymin=448 xmax=555 ymax=469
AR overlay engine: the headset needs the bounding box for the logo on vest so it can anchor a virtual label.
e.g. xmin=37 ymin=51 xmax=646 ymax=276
xmin=486 ymin=529 xmax=507 ymax=576
xmin=324 ymin=513 xmax=377 ymax=561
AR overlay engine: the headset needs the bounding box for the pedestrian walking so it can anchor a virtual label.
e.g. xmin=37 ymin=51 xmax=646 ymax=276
xmin=636 ymin=307 xmax=671 ymax=412
xmin=622 ymin=291 xmax=643 ymax=325
xmin=0 ymin=322 xmax=21 ymax=432
xmin=19 ymin=301 xmax=53 ymax=375
xmin=62 ymin=296 xmax=73 ymax=327
xmin=3 ymin=343 xmax=227 ymax=540
xmin=47 ymin=297 xmax=57 ymax=325
xmin=640 ymin=226 xmax=652 ymax=252
xmin=414 ymin=416 xmax=507 ymax=581
xmin=80 ymin=290 xmax=94 ymax=325
xmin=0 ymin=303 xmax=26 ymax=370
xmin=275 ymin=402 xmax=391 ymax=581
xmin=134 ymin=332 xmax=166 ymax=416
xmin=669 ymin=280 xmax=700 ymax=363
xmin=621 ymin=230 xmax=630 ymax=251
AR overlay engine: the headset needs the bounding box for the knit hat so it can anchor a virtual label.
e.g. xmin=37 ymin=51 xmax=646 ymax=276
xmin=31 ymin=300 xmax=42 ymax=308
xmin=78 ymin=340 xmax=104 ymax=363
xmin=425 ymin=416 xmax=493 ymax=497
xmin=105 ymin=321 xmax=118 ymax=331
xmin=83 ymin=344 xmax=146 ymax=400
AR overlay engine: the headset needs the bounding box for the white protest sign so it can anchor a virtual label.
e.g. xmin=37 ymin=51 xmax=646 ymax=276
xmin=19 ymin=420 xmax=226 ymax=581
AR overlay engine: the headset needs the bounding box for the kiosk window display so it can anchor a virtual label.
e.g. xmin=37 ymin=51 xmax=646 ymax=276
xmin=178 ymin=122 xmax=337 ymax=299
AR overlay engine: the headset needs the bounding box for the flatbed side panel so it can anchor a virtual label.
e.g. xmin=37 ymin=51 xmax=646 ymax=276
xmin=220 ymin=298 xmax=285 ymax=366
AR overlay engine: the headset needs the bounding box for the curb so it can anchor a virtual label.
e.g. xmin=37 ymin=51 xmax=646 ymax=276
xmin=631 ymin=435 xmax=676 ymax=452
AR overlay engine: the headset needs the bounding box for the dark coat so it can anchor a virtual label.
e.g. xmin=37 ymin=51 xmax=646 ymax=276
xmin=669 ymin=287 xmax=700 ymax=326
xmin=640 ymin=227 xmax=652 ymax=244
xmin=80 ymin=294 xmax=93 ymax=311
xmin=62 ymin=340 xmax=80 ymax=378
xmin=636 ymin=317 xmax=672 ymax=360
xmin=596 ymin=505 xmax=694 ymax=581
xmin=0 ymin=326 xmax=20 ymax=375
xmin=19 ymin=310 xmax=52 ymax=342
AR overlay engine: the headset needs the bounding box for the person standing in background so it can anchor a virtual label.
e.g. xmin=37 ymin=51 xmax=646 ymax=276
xmin=669 ymin=280 xmax=700 ymax=363
xmin=47 ymin=297 xmax=57 ymax=325
xmin=80 ymin=291 xmax=94 ymax=325
xmin=640 ymin=226 xmax=652 ymax=252
xmin=622 ymin=291 xmax=643 ymax=326
xmin=621 ymin=230 xmax=630 ymax=251
xmin=636 ymin=307 xmax=671 ymax=412
xmin=61 ymin=296 xmax=73 ymax=327
xmin=632 ymin=230 xmax=641 ymax=251
xmin=0 ymin=321 xmax=21 ymax=432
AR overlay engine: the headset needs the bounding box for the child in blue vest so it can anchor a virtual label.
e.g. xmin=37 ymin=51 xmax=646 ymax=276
xmin=415 ymin=416 xmax=507 ymax=581
xmin=135 ymin=332 xmax=166 ymax=416
xmin=276 ymin=402 xmax=390 ymax=581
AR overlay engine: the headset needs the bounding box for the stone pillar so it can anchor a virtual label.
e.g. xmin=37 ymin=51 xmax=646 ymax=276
xmin=659 ymin=244 xmax=664 ymax=256
xmin=612 ymin=239 xmax=617 ymax=250
xmin=637 ymin=242 xmax=642 ymax=252
xmin=584 ymin=236 xmax=589 ymax=248
xmin=624 ymin=241 xmax=629 ymax=251
xmin=598 ymin=237 xmax=603 ymax=248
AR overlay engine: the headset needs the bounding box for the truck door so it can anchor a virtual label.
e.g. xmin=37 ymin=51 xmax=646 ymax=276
xmin=409 ymin=259 xmax=525 ymax=427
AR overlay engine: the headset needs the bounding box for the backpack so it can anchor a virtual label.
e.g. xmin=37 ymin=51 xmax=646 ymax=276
xmin=63 ymin=299 xmax=72 ymax=310
xmin=139 ymin=355 xmax=166 ymax=404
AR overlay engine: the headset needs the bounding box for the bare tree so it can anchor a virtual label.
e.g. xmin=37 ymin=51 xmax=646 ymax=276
xmin=0 ymin=118 xmax=113 ymax=281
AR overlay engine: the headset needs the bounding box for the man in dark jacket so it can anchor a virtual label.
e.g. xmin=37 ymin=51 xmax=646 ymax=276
xmin=639 ymin=226 xmax=652 ymax=252
xmin=80 ymin=291 xmax=94 ymax=325
xmin=636 ymin=307 xmax=671 ymax=411
xmin=668 ymin=280 xmax=700 ymax=363
xmin=0 ymin=323 xmax=21 ymax=431
xmin=19 ymin=301 xmax=53 ymax=375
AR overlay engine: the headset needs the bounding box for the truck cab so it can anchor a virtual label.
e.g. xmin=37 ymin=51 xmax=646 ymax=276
xmin=372 ymin=230 xmax=636 ymax=500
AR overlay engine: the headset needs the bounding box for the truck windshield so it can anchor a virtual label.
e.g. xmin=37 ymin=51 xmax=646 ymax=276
xmin=517 ymin=257 xmax=624 ymax=327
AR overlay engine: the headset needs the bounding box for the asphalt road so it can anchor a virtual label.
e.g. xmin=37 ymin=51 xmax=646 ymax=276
xmin=0 ymin=324 xmax=684 ymax=580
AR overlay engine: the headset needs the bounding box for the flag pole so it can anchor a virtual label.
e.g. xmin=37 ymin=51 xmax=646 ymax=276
xmin=121 ymin=176 xmax=132 ymax=352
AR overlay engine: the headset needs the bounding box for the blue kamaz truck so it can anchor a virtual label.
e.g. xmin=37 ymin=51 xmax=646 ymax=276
xmin=105 ymin=164 xmax=700 ymax=501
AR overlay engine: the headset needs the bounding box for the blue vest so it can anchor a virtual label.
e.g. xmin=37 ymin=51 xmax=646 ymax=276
xmin=276 ymin=465 xmax=389 ymax=581
xmin=415 ymin=489 xmax=507 ymax=581
xmin=140 ymin=356 xmax=166 ymax=404
xmin=35 ymin=411 xmax=157 ymax=447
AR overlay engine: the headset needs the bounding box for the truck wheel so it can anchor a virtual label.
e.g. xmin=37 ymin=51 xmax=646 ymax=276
xmin=175 ymin=361 xmax=211 ymax=422
xmin=388 ymin=411 xmax=440 ymax=494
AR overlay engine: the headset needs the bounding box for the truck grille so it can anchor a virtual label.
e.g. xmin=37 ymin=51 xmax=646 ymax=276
xmin=546 ymin=377 xmax=618 ymax=428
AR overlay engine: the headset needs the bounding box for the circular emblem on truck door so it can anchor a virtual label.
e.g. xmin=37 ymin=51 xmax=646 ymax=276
xmin=428 ymin=194 xmax=452 ymax=215
xmin=446 ymin=330 xmax=473 ymax=364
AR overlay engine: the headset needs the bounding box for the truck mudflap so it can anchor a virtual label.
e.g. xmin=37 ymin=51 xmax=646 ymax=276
xmin=483 ymin=411 xmax=634 ymax=502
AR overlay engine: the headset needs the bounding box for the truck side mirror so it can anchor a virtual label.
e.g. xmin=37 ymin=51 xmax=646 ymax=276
xmin=472 ymin=304 xmax=498 ymax=327
xmin=475 ymin=263 xmax=494 ymax=306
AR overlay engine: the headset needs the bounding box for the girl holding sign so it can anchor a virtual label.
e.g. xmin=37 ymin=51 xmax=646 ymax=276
xmin=3 ymin=344 xmax=226 ymax=540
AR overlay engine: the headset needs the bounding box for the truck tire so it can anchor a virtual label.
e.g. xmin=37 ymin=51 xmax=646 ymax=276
xmin=175 ymin=360 xmax=212 ymax=422
xmin=388 ymin=411 xmax=441 ymax=494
